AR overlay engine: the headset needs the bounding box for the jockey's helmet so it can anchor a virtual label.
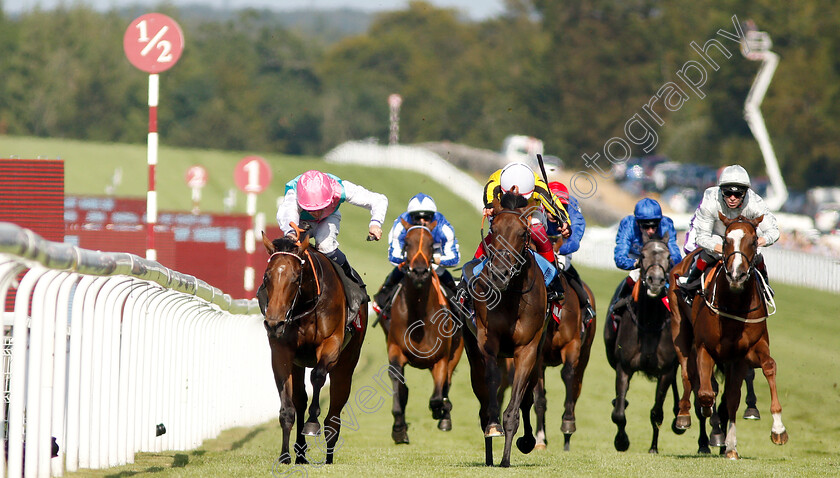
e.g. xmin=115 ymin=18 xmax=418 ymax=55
xmin=500 ymin=162 xmax=535 ymax=198
xmin=718 ymin=165 xmax=751 ymax=200
xmin=296 ymin=170 xmax=340 ymax=211
xmin=406 ymin=193 xmax=437 ymax=223
xmin=634 ymin=198 xmax=662 ymax=230
xmin=548 ymin=181 xmax=570 ymax=205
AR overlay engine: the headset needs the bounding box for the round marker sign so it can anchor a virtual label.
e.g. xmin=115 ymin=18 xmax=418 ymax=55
xmin=234 ymin=156 xmax=272 ymax=194
xmin=124 ymin=13 xmax=184 ymax=74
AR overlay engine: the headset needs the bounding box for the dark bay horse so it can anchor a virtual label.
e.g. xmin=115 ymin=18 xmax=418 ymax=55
xmin=499 ymin=268 xmax=596 ymax=452
xmin=668 ymin=213 xmax=788 ymax=459
xmin=462 ymin=194 xmax=546 ymax=467
xmin=604 ymin=233 xmax=684 ymax=454
xmin=261 ymin=229 xmax=367 ymax=465
xmin=379 ymin=219 xmax=464 ymax=444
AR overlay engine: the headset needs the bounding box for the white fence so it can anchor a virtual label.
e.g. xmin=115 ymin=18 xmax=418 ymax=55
xmin=0 ymin=222 xmax=277 ymax=477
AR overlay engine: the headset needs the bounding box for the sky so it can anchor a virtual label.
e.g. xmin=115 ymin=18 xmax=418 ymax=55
xmin=4 ymin=0 xmax=506 ymax=20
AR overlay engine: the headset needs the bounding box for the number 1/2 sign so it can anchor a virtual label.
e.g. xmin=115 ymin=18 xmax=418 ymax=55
xmin=123 ymin=13 xmax=184 ymax=74
xmin=234 ymin=156 xmax=272 ymax=194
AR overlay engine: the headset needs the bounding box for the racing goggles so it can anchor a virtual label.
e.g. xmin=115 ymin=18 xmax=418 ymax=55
xmin=409 ymin=211 xmax=435 ymax=223
xmin=721 ymin=186 xmax=747 ymax=199
xmin=637 ymin=219 xmax=660 ymax=230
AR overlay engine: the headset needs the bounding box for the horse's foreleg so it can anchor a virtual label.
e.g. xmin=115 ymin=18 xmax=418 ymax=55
xmin=560 ymin=350 xmax=581 ymax=447
xmin=429 ymin=359 xmax=452 ymax=431
xmin=695 ymin=346 xmax=716 ymax=416
xmin=499 ymin=344 xmax=539 ymax=467
xmin=292 ymin=365 xmax=309 ymax=464
xmin=611 ymin=363 xmax=632 ymax=452
xmin=533 ymin=370 xmax=547 ymax=450
xmin=722 ymin=361 xmax=749 ymax=459
xmin=306 ymin=337 xmax=342 ymax=436
xmin=482 ymin=349 xmax=503 ymax=439
xmin=669 ymin=290 xmax=694 ymax=429
xmin=462 ymin=331 xmax=493 ymax=466
xmin=269 ymin=338 xmax=295 ymax=465
xmin=648 ymin=371 xmax=671 ymax=454
xmin=389 ymin=353 xmax=410 ymax=444
xmin=743 ymin=368 xmax=760 ymax=419
xmin=515 ymin=371 xmax=537 ymax=455
xmin=753 ymin=341 xmax=788 ymax=446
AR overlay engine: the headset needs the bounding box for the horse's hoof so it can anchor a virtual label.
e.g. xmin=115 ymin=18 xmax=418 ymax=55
xmin=301 ymin=421 xmax=321 ymax=437
xmin=614 ymin=432 xmax=630 ymax=452
xmin=675 ymin=415 xmax=691 ymax=430
xmin=743 ymin=407 xmax=761 ymax=420
xmin=710 ymin=432 xmax=725 ymax=448
xmin=561 ymin=419 xmax=576 ymax=434
xmin=516 ymin=435 xmax=536 ymax=454
xmin=430 ymin=400 xmax=445 ymax=420
xmin=484 ymin=424 xmax=504 ymax=438
xmin=534 ymin=443 xmax=547 ymax=451
xmin=698 ymin=446 xmax=711 ymax=455
xmin=701 ymin=406 xmax=712 ymax=418
xmin=726 ymin=449 xmax=740 ymax=460
xmin=648 ymin=447 xmax=658 ymax=454
xmin=771 ymin=430 xmax=789 ymax=445
xmin=437 ymin=418 xmax=452 ymax=432
xmin=671 ymin=418 xmax=687 ymax=435
xmin=295 ymin=456 xmax=309 ymax=465
xmin=392 ymin=425 xmax=410 ymax=444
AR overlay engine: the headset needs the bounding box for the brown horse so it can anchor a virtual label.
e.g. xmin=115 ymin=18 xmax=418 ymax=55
xmin=462 ymin=193 xmax=546 ymax=467
xmin=379 ymin=219 xmax=464 ymax=444
xmin=499 ymin=267 xmax=596 ymax=452
xmin=261 ymin=228 xmax=367 ymax=465
xmin=668 ymin=213 xmax=788 ymax=459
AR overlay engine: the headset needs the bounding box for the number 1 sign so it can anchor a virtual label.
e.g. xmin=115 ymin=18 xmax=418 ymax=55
xmin=123 ymin=13 xmax=184 ymax=74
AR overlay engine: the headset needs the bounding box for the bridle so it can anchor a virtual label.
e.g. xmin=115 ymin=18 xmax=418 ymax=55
xmin=720 ymin=218 xmax=759 ymax=278
xmin=482 ymin=210 xmax=533 ymax=290
xmin=402 ymin=225 xmax=447 ymax=306
xmin=639 ymin=237 xmax=669 ymax=295
xmin=266 ymin=249 xmax=322 ymax=330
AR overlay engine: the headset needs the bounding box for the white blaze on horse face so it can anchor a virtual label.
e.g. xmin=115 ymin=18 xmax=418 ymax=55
xmin=727 ymin=229 xmax=746 ymax=271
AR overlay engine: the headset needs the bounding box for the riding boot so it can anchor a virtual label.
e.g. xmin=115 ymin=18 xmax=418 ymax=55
xmin=677 ymin=255 xmax=706 ymax=293
xmin=606 ymin=276 xmax=634 ymax=331
xmin=325 ymin=248 xmax=366 ymax=289
xmin=546 ymin=268 xmax=565 ymax=304
xmin=755 ymin=254 xmax=774 ymax=297
xmin=565 ymin=265 xmax=594 ymax=327
xmin=374 ymin=266 xmax=404 ymax=315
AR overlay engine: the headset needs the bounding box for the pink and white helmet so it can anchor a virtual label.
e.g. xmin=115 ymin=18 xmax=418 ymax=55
xmin=296 ymin=170 xmax=340 ymax=211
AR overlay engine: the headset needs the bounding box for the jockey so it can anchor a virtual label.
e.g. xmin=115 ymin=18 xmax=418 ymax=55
xmin=473 ymin=162 xmax=570 ymax=303
xmin=547 ymin=181 xmax=595 ymax=325
xmin=677 ymin=165 xmax=779 ymax=295
xmin=262 ymin=170 xmax=388 ymax=317
xmin=373 ymin=193 xmax=460 ymax=317
xmin=607 ymin=198 xmax=682 ymax=325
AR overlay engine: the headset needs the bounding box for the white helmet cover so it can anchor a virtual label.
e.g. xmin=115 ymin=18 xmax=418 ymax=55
xmin=406 ymin=193 xmax=437 ymax=213
xmin=500 ymin=162 xmax=535 ymax=198
xmin=718 ymin=165 xmax=751 ymax=188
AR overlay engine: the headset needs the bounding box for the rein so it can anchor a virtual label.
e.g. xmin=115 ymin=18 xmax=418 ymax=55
xmin=402 ymin=225 xmax=447 ymax=307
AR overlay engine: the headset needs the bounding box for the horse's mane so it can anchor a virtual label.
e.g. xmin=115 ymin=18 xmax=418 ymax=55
xmin=500 ymin=191 xmax=529 ymax=210
xmin=271 ymin=236 xmax=299 ymax=253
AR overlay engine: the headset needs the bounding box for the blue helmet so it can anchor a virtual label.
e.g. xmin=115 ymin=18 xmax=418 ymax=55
xmin=634 ymin=198 xmax=662 ymax=221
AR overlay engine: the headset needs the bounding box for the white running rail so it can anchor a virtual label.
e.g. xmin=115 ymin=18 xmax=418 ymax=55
xmin=0 ymin=222 xmax=277 ymax=477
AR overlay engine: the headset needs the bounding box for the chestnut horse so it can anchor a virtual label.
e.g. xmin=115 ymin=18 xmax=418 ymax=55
xmin=668 ymin=213 xmax=788 ymax=459
xmin=499 ymin=267 xmax=596 ymax=452
xmin=462 ymin=194 xmax=546 ymax=467
xmin=379 ymin=219 xmax=464 ymax=444
xmin=604 ymin=233 xmax=684 ymax=453
xmin=261 ymin=229 xmax=367 ymax=465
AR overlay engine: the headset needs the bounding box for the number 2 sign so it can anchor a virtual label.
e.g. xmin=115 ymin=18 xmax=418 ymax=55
xmin=124 ymin=13 xmax=184 ymax=74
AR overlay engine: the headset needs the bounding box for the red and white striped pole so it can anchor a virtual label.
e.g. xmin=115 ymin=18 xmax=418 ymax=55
xmin=146 ymin=73 xmax=159 ymax=261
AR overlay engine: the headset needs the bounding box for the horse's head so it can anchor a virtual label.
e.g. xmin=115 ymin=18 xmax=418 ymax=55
xmin=401 ymin=218 xmax=437 ymax=287
xmin=485 ymin=193 xmax=532 ymax=290
xmin=719 ymin=212 xmax=763 ymax=291
xmin=640 ymin=232 xmax=671 ymax=297
xmin=261 ymin=228 xmax=311 ymax=334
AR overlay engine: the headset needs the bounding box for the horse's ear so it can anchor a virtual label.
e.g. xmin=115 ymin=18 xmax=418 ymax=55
xmin=400 ymin=217 xmax=411 ymax=229
xmin=751 ymin=214 xmax=764 ymax=228
xmin=718 ymin=211 xmax=731 ymax=226
xmin=427 ymin=220 xmax=438 ymax=230
xmin=492 ymin=197 xmax=502 ymax=215
xmin=262 ymin=231 xmax=275 ymax=254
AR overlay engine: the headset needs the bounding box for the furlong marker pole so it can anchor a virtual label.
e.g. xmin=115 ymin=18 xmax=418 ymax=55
xmin=147 ymin=74 xmax=159 ymax=261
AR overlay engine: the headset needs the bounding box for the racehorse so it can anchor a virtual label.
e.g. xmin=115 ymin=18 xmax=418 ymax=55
xmin=668 ymin=213 xmax=788 ymax=459
xmin=462 ymin=192 xmax=546 ymax=467
xmin=261 ymin=227 xmax=367 ymax=465
xmin=379 ymin=219 xmax=464 ymax=444
xmin=499 ymin=268 xmax=596 ymax=452
xmin=604 ymin=233 xmax=684 ymax=453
